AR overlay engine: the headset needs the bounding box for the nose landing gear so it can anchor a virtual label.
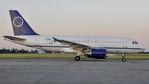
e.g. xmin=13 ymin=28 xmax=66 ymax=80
xmin=121 ymin=53 xmax=126 ymax=62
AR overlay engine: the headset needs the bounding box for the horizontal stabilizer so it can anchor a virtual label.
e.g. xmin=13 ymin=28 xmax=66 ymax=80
xmin=3 ymin=36 xmax=26 ymax=41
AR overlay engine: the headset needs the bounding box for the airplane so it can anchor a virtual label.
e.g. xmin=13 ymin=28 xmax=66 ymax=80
xmin=3 ymin=10 xmax=145 ymax=62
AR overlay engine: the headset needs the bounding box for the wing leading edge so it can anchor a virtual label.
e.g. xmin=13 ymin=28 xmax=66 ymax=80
xmin=53 ymin=37 xmax=91 ymax=53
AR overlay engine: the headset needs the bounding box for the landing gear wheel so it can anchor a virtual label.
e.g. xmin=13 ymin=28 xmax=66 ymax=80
xmin=121 ymin=53 xmax=126 ymax=62
xmin=75 ymin=56 xmax=80 ymax=61
xmin=122 ymin=58 xmax=126 ymax=62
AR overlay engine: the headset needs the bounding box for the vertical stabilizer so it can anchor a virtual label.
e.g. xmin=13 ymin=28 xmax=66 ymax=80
xmin=9 ymin=10 xmax=38 ymax=35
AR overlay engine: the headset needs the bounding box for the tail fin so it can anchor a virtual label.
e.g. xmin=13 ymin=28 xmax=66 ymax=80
xmin=9 ymin=10 xmax=38 ymax=35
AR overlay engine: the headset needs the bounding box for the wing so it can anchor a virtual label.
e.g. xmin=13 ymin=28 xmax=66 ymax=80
xmin=53 ymin=37 xmax=91 ymax=53
xmin=3 ymin=36 xmax=26 ymax=41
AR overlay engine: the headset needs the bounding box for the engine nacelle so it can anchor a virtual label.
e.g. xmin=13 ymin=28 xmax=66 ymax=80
xmin=88 ymin=48 xmax=107 ymax=59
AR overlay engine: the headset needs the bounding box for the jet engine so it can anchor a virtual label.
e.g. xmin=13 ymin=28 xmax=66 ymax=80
xmin=87 ymin=48 xmax=107 ymax=59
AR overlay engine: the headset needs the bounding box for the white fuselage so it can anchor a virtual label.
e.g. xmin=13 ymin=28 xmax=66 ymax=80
xmin=6 ymin=35 xmax=145 ymax=54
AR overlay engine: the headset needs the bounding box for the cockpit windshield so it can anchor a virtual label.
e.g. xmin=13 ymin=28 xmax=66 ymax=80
xmin=132 ymin=41 xmax=138 ymax=44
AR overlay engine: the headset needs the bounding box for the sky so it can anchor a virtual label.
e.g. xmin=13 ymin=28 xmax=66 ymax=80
xmin=0 ymin=0 xmax=149 ymax=51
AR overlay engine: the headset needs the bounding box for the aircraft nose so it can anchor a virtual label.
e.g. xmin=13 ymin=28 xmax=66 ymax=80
xmin=139 ymin=45 xmax=145 ymax=52
xmin=141 ymin=48 xmax=145 ymax=51
xmin=142 ymin=48 xmax=145 ymax=51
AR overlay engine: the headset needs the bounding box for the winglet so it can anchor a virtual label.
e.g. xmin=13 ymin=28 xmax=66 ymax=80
xmin=53 ymin=37 xmax=57 ymax=42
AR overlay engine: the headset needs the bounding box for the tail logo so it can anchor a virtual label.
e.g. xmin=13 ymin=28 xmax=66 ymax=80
xmin=13 ymin=16 xmax=24 ymax=27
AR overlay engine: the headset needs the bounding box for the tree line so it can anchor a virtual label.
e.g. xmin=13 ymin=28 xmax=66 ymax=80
xmin=0 ymin=48 xmax=38 ymax=53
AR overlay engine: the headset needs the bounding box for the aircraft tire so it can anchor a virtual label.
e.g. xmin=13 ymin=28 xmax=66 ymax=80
xmin=122 ymin=58 xmax=126 ymax=62
xmin=75 ymin=56 xmax=80 ymax=61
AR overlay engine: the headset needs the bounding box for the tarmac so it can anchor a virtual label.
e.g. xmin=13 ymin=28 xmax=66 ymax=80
xmin=0 ymin=58 xmax=149 ymax=84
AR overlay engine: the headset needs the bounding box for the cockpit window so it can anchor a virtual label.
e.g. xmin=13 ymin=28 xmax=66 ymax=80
xmin=132 ymin=41 xmax=138 ymax=44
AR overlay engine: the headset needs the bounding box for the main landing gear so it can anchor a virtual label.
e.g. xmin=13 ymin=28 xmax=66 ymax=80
xmin=75 ymin=56 xmax=81 ymax=61
xmin=121 ymin=53 xmax=126 ymax=62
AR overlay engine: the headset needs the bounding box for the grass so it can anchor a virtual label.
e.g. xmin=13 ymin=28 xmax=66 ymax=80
xmin=0 ymin=54 xmax=75 ymax=59
xmin=0 ymin=53 xmax=149 ymax=60
xmin=107 ymin=54 xmax=149 ymax=60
